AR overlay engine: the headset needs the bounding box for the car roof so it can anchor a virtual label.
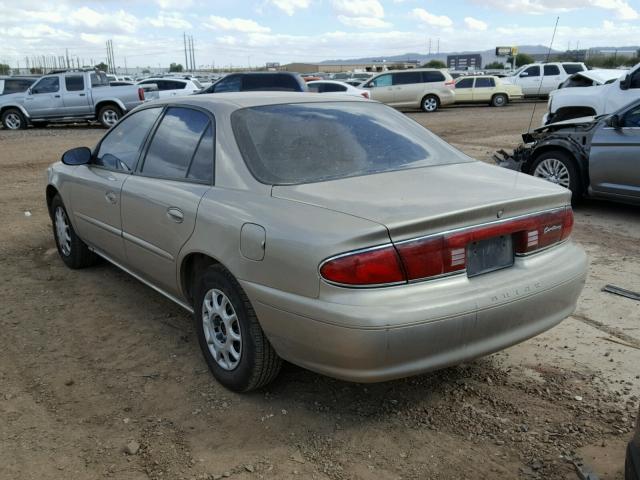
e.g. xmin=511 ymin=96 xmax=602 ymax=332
xmin=145 ymin=91 xmax=370 ymax=110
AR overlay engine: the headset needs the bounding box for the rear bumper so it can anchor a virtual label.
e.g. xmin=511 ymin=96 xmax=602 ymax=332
xmin=628 ymin=437 xmax=640 ymax=480
xmin=242 ymin=241 xmax=587 ymax=382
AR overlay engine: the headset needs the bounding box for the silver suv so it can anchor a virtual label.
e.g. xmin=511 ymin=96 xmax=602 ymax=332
xmin=360 ymin=68 xmax=456 ymax=112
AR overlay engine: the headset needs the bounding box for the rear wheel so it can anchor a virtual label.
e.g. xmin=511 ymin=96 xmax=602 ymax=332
xmin=421 ymin=95 xmax=439 ymax=113
xmin=194 ymin=264 xmax=282 ymax=392
xmin=531 ymin=151 xmax=581 ymax=202
xmin=491 ymin=94 xmax=508 ymax=107
xmin=98 ymin=104 xmax=122 ymax=128
xmin=1 ymin=108 xmax=27 ymax=130
xmin=50 ymin=195 xmax=99 ymax=269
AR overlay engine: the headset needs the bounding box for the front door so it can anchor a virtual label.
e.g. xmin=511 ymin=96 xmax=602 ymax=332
xmin=24 ymin=76 xmax=64 ymax=117
xmin=589 ymin=104 xmax=640 ymax=200
xmin=518 ymin=65 xmax=542 ymax=96
xmin=121 ymin=106 xmax=215 ymax=296
xmin=365 ymin=73 xmax=394 ymax=104
xmin=69 ymin=107 xmax=164 ymax=262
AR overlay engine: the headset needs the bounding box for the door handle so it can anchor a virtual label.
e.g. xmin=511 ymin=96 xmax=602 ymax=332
xmin=54 ymin=95 xmax=61 ymax=98
xmin=167 ymin=207 xmax=184 ymax=223
xmin=79 ymin=93 xmax=86 ymax=96
xmin=105 ymin=191 xmax=117 ymax=204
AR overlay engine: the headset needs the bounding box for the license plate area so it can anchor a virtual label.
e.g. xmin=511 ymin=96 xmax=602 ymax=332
xmin=466 ymin=235 xmax=514 ymax=277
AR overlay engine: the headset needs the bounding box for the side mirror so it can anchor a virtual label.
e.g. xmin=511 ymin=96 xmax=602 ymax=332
xmin=26 ymin=88 xmax=32 ymax=95
xmin=620 ymin=74 xmax=630 ymax=90
xmin=519 ymin=72 xmax=529 ymax=77
xmin=608 ymin=114 xmax=621 ymax=129
xmin=62 ymin=146 xmax=91 ymax=165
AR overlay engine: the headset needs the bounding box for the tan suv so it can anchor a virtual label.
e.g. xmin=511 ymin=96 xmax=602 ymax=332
xmin=361 ymin=69 xmax=456 ymax=112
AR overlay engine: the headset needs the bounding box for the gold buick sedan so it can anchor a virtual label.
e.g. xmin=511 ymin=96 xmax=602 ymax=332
xmin=46 ymin=93 xmax=586 ymax=391
xmin=454 ymin=75 xmax=523 ymax=107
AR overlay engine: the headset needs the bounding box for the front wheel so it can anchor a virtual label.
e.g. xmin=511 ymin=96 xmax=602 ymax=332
xmin=194 ymin=265 xmax=282 ymax=392
xmin=98 ymin=105 xmax=122 ymax=128
xmin=531 ymin=151 xmax=581 ymax=203
xmin=1 ymin=108 xmax=27 ymax=130
xmin=491 ymin=94 xmax=508 ymax=107
xmin=421 ymin=95 xmax=439 ymax=113
xmin=50 ymin=195 xmax=99 ymax=269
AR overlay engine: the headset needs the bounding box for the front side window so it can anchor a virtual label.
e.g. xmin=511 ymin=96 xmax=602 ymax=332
xmin=65 ymin=75 xmax=84 ymax=91
xmin=214 ymin=76 xmax=242 ymax=93
xmin=142 ymin=107 xmax=211 ymax=180
xmin=622 ymin=105 xmax=640 ymax=128
xmin=393 ymin=71 xmax=422 ymax=85
xmin=232 ymin=102 xmax=471 ymax=185
xmin=95 ymin=108 xmax=162 ymax=171
xmin=32 ymin=77 xmax=59 ymax=94
xmin=524 ymin=66 xmax=540 ymax=77
xmin=544 ymin=65 xmax=560 ymax=76
xmin=475 ymin=77 xmax=495 ymax=88
xmin=629 ymin=70 xmax=640 ymax=89
xmin=455 ymin=77 xmax=474 ymax=88
xmin=369 ymin=74 xmax=392 ymax=87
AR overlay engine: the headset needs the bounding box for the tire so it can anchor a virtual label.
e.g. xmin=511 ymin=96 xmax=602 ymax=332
xmin=194 ymin=264 xmax=282 ymax=392
xmin=50 ymin=195 xmax=99 ymax=269
xmin=98 ymin=104 xmax=122 ymax=128
xmin=1 ymin=108 xmax=27 ymax=130
xmin=491 ymin=94 xmax=508 ymax=107
xmin=530 ymin=150 xmax=581 ymax=203
xmin=421 ymin=94 xmax=439 ymax=113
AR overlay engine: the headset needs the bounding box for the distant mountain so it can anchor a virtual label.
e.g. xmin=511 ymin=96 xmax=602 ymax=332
xmin=320 ymin=45 xmax=562 ymax=65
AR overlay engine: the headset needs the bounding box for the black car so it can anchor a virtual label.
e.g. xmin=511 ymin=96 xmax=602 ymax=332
xmin=0 ymin=76 xmax=38 ymax=95
xmin=627 ymin=405 xmax=640 ymax=480
xmin=196 ymin=72 xmax=307 ymax=94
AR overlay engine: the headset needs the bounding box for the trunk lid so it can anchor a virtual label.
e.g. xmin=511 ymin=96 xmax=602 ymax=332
xmin=272 ymin=162 xmax=570 ymax=242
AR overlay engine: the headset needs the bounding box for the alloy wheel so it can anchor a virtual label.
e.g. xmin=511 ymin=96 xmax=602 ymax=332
xmin=423 ymin=97 xmax=438 ymax=112
xmin=102 ymin=110 xmax=119 ymax=127
xmin=202 ymin=289 xmax=242 ymax=371
xmin=5 ymin=112 xmax=22 ymax=129
xmin=54 ymin=206 xmax=72 ymax=256
xmin=533 ymin=158 xmax=571 ymax=188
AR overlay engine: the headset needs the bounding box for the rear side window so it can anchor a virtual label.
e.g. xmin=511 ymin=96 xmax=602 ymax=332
xmin=314 ymin=83 xmax=346 ymax=92
xmin=562 ymin=64 xmax=584 ymax=74
xmin=65 ymin=75 xmax=84 ymax=91
xmin=422 ymin=71 xmax=446 ymax=83
xmin=95 ymin=108 xmax=162 ymax=172
xmin=165 ymin=80 xmax=186 ymax=90
xmin=475 ymin=77 xmax=495 ymax=88
xmin=32 ymin=77 xmax=59 ymax=94
xmin=142 ymin=107 xmax=211 ymax=180
xmin=455 ymin=78 xmax=474 ymax=88
xmin=242 ymin=74 xmax=301 ymax=91
xmin=544 ymin=65 xmax=560 ymax=76
xmin=232 ymin=102 xmax=470 ymax=185
xmin=213 ymin=76 xmax=241 ymax=93
xmin=524 ymin=66 xmax=540 ymax=77
xmin=187 ymin=124 xmax=215 ymax=183
xmin=393 ymin=71 xmax=422 ymax=85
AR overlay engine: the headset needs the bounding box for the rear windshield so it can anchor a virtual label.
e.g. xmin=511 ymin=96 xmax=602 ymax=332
xmin=231 ymin=102 xmax=469 ymax=185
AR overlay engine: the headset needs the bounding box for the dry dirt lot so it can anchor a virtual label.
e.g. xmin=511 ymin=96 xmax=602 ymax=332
xmin=1 ymin=102 xmax=638 ymax=480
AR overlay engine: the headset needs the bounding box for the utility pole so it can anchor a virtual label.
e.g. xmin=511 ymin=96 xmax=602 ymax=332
xmin=437 ymin=38 xmax=440 ymax=55
xmin=428 ymin=38 xmax=432 ymax=55
xmin=184 ymin=32 xmax=189 ymax=71
xmin=124 ymin=56 xmax=128 ymax=75
xmin=190 ymin=35 xmax=196 ymax=72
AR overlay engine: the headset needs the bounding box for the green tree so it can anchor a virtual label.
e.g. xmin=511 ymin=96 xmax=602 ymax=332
xmin=95 ymin=62 xmax=108 ymax=72
xmin=484 ymin=61 xmax=505 ymax=69
xmin=0 ymin=63 xmax=10 ymax=75
xmin=29 ymin=67 xmax=43 ymax=74
xmin=169 ymin=63 xmax=183 ymax=72
xmin=422 ymin=59 xmax=446 ymax=68
xmin=142 ymin=68 xmax=151 ymax=74
xmin=514 ymin=53 xmax=535 ymax=67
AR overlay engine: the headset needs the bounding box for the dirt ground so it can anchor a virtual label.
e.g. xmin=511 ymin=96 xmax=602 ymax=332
xmin=1 ymin=102 xmax=638 ymax=480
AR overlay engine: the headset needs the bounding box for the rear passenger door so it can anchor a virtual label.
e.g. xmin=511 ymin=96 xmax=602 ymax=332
xmin=121 ymin=106 xmax=214 ymax=296
xmin=542 ymin=65 xmax=562 ymax=94
xmin=391 ymin=71 xmax=424 ymax=107
xmin=472 ymin=77 xmax=496 ymax=102
xmin=62 ymin=75 xmax=91 ymax=115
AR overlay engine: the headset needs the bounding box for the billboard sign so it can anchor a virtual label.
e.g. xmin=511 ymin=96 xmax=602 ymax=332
xmin=495 ymin=46 xmax=517 ymax=57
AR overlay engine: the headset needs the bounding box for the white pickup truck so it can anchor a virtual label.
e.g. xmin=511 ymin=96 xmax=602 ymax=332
xmin=544 ymin=64 xmax=638 ymax=124
xmin=0 ymin=69 xmax=158 ymax=129
xmin=504 ymin=62 xmax=587 ymax=97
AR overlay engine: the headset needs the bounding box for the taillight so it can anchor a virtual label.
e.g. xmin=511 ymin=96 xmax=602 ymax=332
xmin=138 ymin=87 xmax=145 ymax=101
xmin=445 ymin=80 xmax=455 ymax=88
xmin=319 ymin=207 xmax=573 ymax=287
xmin=319 ymin=246 xmax=405 ymax=286
xmin=361 ymin=91 xmax=370 ymax=99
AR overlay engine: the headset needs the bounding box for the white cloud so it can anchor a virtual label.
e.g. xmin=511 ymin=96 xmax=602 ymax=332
xmin=155 ymin=0 xmax=194 ymax=10
xmin=146 ymin=12 xmax=192 ymax=29
xmin=68 ymin=7 xmax=139 ymax=34
xmin=332 ymin=0 xmax=385 ymax=18
xmin=337 ymin=15 xmax=392 ymax=28
xmin=464 ymin=16 xmax=488 ymax=31
xmin=412 ymin=8 xmax=453 ymax=27
xmin=203 ymin=15 xmax=271 ymax=33
xmin=268 ymin=0 xmax=312 ymax=16
xmin=477 ymin=0 xmax=638 ymax=20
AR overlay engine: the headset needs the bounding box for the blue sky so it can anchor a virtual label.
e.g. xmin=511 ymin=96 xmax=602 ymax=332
xmin=1 ymin=0 xmax=639 ymax=69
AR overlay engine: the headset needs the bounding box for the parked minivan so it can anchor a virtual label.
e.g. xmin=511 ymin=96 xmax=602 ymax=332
xmin=360 ymin=69 xmax=456 ymax=112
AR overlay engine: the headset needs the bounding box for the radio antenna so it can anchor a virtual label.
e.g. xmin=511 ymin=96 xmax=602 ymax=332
xmin=526 ymin=16 xmax=559 ymax=133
